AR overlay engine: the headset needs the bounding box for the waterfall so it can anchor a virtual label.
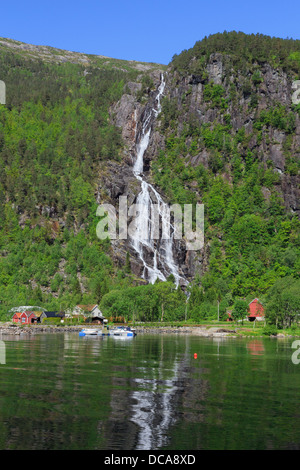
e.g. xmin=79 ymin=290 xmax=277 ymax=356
xmin=130 ymin=74 xmax=186 ymax=287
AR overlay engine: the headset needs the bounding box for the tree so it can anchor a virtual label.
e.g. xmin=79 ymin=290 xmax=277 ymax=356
xmin=125 ymin=252 xmax=131 ymax=274
xmin=167 ymin=274 xmax=176 ymax=284
xmin=266 ymin=278 xmax=300 ymax=328
xmin=188 ymin=283 xmax=204 ymax=320
xmin=232 ymin=299 xmax=248 ymax=324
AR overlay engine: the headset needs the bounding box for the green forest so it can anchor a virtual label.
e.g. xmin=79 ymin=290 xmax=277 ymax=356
xmin=0 ymin=32 xmax=299 ymax=327
xmin=0 ymin=48 xmax=140 ymax=314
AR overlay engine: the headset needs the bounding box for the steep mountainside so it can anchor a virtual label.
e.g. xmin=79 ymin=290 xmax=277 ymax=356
xmin=0 ymin=32 xmax=299 ymax=322
xmin=103 ymin=34 xmax=300 ymax=271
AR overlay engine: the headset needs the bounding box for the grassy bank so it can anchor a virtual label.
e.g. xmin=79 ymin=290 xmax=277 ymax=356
xmin=131 ymin=320 xmax=300 ymax=337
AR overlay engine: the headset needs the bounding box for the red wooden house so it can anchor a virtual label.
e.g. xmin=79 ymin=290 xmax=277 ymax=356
xmin=12 ymin=311 xmax=37 ymax=324
xmin=248 ymin=299 xmax=265 ymax=321
xmin=26 ymin=312 xmax=38 ymax=323
xmin=12 ymin=312 xmax=27 ymax=323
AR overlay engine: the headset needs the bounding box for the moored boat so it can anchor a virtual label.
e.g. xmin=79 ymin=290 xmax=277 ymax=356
xmin=79 ymin=328 xmax=101 ymax=337
xmin=79 ymin=326 xmax=137 ymax=337
xmin=103 ymin=326 xmax=137 ymax=337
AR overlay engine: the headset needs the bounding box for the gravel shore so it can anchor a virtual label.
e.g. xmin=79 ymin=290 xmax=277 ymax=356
xmin=0 ymin=324 xmax=236 ymax=337
xmin=0 ymin=324 xmax=83 ymax=335
xmin=0 ymin=324 xmax=294 ymax=338
xmin=134 ymin=326 xmax=237 ymax=337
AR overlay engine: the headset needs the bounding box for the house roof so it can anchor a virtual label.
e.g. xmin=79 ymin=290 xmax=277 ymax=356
xmin=9 ymin=306 xmax=44 ymax=313
xmin=43 ymin=311 xmax=64 ymax=318
xmin=13 ymin=312 xmax=25 ymax=318
xmin=76 ymin=304 xmax=98 ymax=312
xmin=248 ymin=298 xmax=262 ymax=305
xmin=33 ymin=311 xmax=43 ymax=317
xmin=13 ymin=311 xmax=36 ymax=318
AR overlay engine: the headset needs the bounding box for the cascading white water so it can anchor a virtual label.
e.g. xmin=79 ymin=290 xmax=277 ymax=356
xmin=131 ymin=74 xmax=185 ymax=286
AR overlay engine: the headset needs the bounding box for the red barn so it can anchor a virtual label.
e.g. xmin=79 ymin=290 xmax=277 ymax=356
xmin=248 ymin=299 xmax=265 ymax=321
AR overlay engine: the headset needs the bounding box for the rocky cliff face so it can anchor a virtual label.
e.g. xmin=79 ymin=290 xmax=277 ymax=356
xmin=162 ymin=54 xmax=300 ymax=214
xmin=97 ymin=52 xmax=300 ymax=282
xmin=99 ymin=72 xmax=195 ymax=282
xmin=96 ymin=73 xmax=162 ymax=277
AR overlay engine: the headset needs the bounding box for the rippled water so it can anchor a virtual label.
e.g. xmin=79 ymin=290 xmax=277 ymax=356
xmin=0 ymin=332 xmax=299 ymax=450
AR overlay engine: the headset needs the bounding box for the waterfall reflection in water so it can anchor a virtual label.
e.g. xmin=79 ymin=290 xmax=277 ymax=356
xmin=130 ymin=360 xmax=180 ymax=450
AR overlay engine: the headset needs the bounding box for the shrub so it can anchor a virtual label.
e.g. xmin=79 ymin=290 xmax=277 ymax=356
xmin=42 ymin=317 xmax=62 ymax=325
xmin=262 ymin=325 xmax=278 ymax=336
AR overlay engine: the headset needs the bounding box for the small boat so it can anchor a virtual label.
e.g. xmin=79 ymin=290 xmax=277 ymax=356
xmin=79 ymin=328 xmax=101 ymax=337
xmin=103 ymin=326 xmax=137 ymax=337
xmin=79 ymin=326 xmax=137 ymax=338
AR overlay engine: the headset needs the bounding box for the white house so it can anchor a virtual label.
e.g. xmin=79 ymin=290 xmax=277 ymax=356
xmin=72 ymin=304 xmax=106 ymax=323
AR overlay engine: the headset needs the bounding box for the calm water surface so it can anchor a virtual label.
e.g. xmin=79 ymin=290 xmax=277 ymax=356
xmin=0 ymin=332 xmax=299 ymax=450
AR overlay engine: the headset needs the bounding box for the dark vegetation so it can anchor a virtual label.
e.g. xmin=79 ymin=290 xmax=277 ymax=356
xmin=172 ymin=31 xmax=300 ymax=76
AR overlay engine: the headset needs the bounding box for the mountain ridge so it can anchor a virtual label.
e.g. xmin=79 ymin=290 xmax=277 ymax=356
xmin=0 ymin=36 xmax=166 ymax=71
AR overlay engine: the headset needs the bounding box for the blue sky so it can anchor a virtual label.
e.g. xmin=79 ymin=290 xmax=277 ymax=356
xmin=1 ymin=0 xmax=299 ymax=64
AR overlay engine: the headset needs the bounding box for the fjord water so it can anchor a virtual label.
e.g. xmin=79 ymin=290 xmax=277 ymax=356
xmin=0 ymin=332 xmax=300 ymax=450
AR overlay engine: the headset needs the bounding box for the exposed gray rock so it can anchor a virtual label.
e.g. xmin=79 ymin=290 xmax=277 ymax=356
xmin=207 ymin=53 xmax=223 ymax=85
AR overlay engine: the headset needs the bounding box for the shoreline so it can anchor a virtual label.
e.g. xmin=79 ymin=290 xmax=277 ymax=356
xmin=0 ymin=324 xmax=235 ymax=337
xmin=0 ymin=324 xmax=83 ymax=336
xmin=0 ymin=324 xmax=296 ymax=338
